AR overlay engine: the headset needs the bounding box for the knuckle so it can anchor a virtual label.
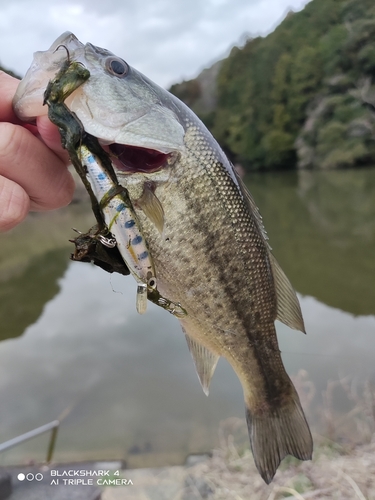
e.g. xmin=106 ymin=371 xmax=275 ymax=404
xmin=0 ymin=178 xmax=29 ymax=231
xmin=0 ymin=123 xmax=25 ymax=165
xmin=31 ymin=170 xmax=75 ymax=211
xmin=54 ymin=175 xmax=75 ymax=208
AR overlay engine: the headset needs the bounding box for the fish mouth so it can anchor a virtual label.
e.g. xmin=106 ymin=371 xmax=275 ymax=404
xmin=105 ymin=143 xmax=171 ymax=174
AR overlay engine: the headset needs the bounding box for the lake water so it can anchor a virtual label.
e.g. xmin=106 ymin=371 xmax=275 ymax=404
xmin=0 ymin=168 xmax=374 ymax=467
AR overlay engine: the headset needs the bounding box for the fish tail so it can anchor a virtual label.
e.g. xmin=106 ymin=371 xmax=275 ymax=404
xmin=245 ymin=394 xmax=313 ymax=484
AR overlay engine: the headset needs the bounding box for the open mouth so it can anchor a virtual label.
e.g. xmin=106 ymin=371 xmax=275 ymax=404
xmin=107 ymin=143 xmax=171 ymax=173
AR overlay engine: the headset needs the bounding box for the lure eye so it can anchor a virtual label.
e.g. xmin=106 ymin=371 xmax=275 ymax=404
xmin=148 ymin=278 xmax=156 ymax=289
xmin=105 ymin=57 xmax=129 ymax=77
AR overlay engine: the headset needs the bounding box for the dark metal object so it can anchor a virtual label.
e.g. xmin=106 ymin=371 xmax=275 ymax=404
xmin=70 ymin=225 xmax=130 ymax=276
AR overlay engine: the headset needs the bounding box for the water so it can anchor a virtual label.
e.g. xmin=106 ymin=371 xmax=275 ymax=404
xmin=0 ymin=168 xmax=374 ymax=467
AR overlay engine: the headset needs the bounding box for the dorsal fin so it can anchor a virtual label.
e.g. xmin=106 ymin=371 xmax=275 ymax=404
xmin=136 ymin=183 xmax=164 ymax=234
xmin=269 ymin=254 xmax=305 ymax=333
xmin=184 ymin=332 xmax=219 ymax=396
xmin=233 ymin=169 xmax=305 ymax=333
xmin=233 ymin=169 xmax=271 ymax=249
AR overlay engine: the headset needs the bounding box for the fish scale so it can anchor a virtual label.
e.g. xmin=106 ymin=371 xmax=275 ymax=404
xmin=13 ymin=31 xmax=313 ymax=484
xmin=129 ymin=134 xmax=281 ymax=374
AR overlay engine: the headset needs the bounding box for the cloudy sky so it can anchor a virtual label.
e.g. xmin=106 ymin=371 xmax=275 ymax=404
xmin=1 ymin=0 xmax=311 ymax=88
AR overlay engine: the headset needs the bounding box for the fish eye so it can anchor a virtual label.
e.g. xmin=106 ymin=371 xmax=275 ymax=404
xmin=105 ymin=57 xmax=129 ymax=77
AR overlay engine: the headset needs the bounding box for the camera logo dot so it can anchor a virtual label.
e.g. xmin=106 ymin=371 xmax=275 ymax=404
xmin=17 ymin=473 xmax=43 ymax=482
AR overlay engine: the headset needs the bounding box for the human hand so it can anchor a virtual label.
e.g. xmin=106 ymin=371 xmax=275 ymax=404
xmin=0 ymin=71 xmax=75 ymax=231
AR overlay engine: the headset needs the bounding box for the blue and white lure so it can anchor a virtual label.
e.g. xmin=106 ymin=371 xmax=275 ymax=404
xmin=80 ymin=144 xmax=155 ymax=314
xmin=42 ymin=55 xmax=186 ymax=318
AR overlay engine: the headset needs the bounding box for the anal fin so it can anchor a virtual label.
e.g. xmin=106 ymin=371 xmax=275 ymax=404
xmin=184 ymin=333 xmax=219 ymax=396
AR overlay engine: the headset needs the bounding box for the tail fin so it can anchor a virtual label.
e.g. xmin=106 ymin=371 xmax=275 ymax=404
xmin=246 ymin=396 xmax=312 ymax=484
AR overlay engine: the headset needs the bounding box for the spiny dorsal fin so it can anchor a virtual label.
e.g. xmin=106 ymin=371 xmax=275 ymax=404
xmin=233 ymin=169 xmax=305 ymax=333
xmin=136 ymin=183 xmax=164 ymax=234
xmin=184 ymin=332 xmax=219 ymax=396
xmin=233 ymin=169 xmax=271 ymax=249
xmin=269 ymin=253 xmax=305 ymax=333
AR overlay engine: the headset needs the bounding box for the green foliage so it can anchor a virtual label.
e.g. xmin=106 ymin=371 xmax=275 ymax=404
xmin=261 ymin=130 xmax=296 ymax=167
xmin=169 ymin=79 xmax=201 ymax=108
xmin=170 ymin=0 xmax=375 ymax=170
xmin=319 ymin=24 xmax=348 ymax=74
xmin=358 ymin=44 xmax=375 ymax=74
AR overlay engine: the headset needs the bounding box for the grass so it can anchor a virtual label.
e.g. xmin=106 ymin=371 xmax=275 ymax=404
xmin=183 ymin=371 xmax=375 ymax=499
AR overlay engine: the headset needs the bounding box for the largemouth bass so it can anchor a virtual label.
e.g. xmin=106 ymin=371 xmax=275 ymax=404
xmin=13 ymin=32 xmax=313 ymax=483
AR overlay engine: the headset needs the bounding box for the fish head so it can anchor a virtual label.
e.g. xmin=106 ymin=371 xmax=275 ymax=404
xmin=13 ymin=32 xmax=186 ymax=175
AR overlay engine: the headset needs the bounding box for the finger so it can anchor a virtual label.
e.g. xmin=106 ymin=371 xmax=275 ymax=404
xmin=2 ymin=71 xmax=71 ymax=166
xmin=37 ymin=114 xmax=70 ymax=163
xmin=0 ymin=175 xmax=30 ymax=232
xmin=0 ymin=71 xmax=22 ymax=124
xmin=0 ymin=122 xmax=75 ymax=211
xmin=0 ymin=71 xmax=69 ymax=162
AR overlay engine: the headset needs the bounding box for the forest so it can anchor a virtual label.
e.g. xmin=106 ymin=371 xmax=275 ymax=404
xmin=170 ymin=0 xmax=375 ymax=171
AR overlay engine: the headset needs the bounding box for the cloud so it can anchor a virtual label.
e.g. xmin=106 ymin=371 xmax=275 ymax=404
xmin=0 ymin=0 xmax=311 ymax=87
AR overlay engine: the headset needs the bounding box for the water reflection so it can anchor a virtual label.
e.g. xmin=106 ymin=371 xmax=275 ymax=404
xmin=0 ymin=263 xmax=238 ymax=466
xmin=0 ymin=249 xmax=68 ymax=341
xmin=0 ymin=169 xmax=374 ymax=466
xmin=0 ymin=204 xmax=95 ymax=342
xmin=248 ymin=168 xmax=375 ymax=315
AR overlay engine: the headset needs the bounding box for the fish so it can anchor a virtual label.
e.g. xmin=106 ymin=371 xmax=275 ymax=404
xmin=13 ymin=32 xmax=313 ymax=483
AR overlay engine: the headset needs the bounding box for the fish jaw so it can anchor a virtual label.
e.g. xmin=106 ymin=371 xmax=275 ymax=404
xmin=13 ymin=32 xmax=84 ymax=121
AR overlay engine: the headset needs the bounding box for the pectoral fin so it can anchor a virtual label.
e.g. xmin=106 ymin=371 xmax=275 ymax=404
xmin=184 ymin=332 xmax=219 ymax=396
xmin=137 ymin=183 xmax=164 ymax=234
xmin=269 ymin=254 xmax=305 ymax=333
